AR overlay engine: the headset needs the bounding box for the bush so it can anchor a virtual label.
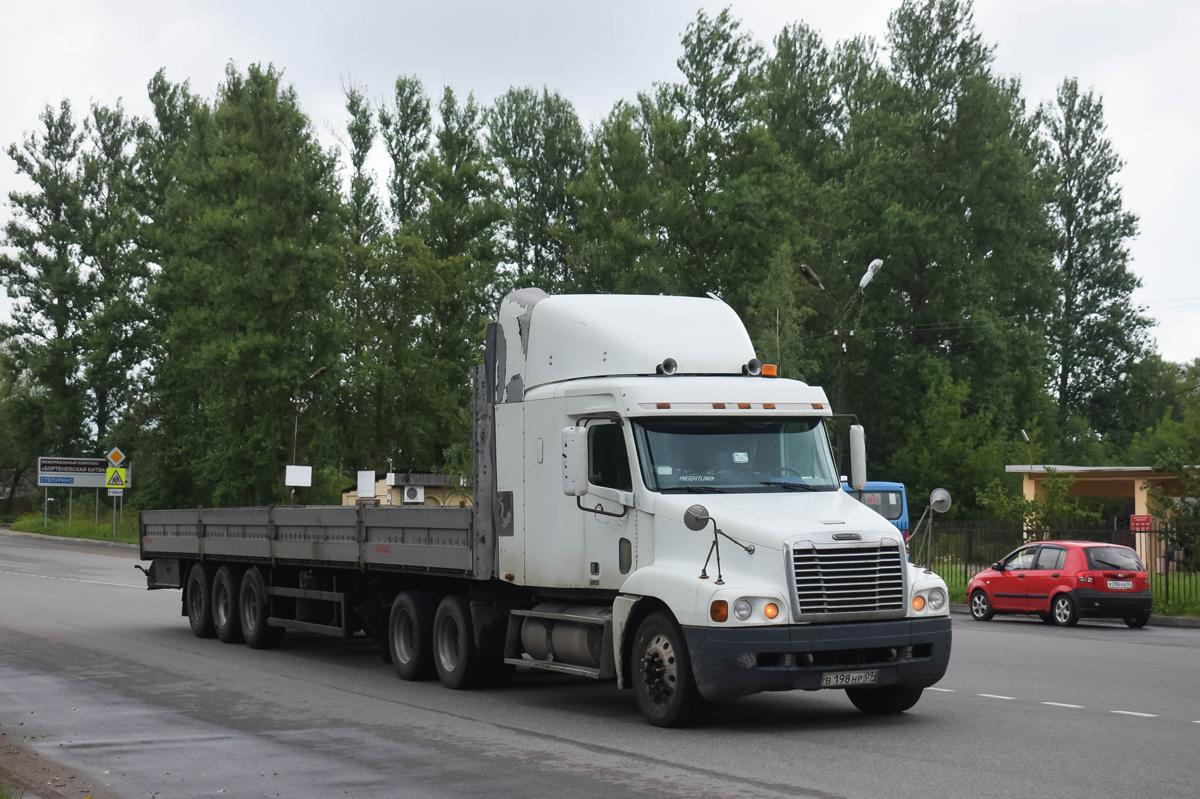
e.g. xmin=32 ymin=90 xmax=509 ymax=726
xmin=9 ymin=512 xmax=140 ymax=545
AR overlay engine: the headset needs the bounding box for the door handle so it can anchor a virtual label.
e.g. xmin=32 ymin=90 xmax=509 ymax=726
xmin=1052 ymin=573 xmax=1060 ymax=578
xmin=1017 ymin=574 xmax=1025 ymax=578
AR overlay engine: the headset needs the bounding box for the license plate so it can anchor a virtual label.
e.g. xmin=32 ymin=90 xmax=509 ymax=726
xmin=1107 ymin=580 xmax=1133 ymax=590
xmin=821 ymin=669 xmax=878 ymax=688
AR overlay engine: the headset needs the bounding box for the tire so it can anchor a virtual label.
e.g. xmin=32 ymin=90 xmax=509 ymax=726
xmin=240 ymin=567 xmax=285 ymax=649
xmin=389 ymin=591 xmax=436 ymax=681
xmin=631 ymin=611 xmax=707 ymax=728
xmin=212 ymin=565 xmax=245 ymax=643
xmin=1051 ymin=593 xmax=1078 ymax=627
xmin=433 ymin=595 xmax=481 ymax=689
xmin=185 ymin=563 xmax=215 ymax=639
xmin=969 ymin=589 xmax=994 ymax=621
xmin=1124 ymin=612 xmax=1150 ymax=629
xmin=846 ymin=685 xmax=924 ymax=715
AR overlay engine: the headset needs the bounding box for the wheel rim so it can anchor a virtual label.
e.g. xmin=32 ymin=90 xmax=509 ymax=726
xmin=435 ymin=614 xmax=461 ymax=674
xmin=214 ymin=581 xmax=229 ymax=628
xmin=1054 ymin=598 xmax=1070 ymax=623
xmin=971 ymin=593 xmax=987 ymax=617
xmin=188 ymin=577 xmax=204 ymax=621
xmin=640 ymin=633 xmax=678 ymax=707
xmin=394 ymin=609 xmax=416 ymax=665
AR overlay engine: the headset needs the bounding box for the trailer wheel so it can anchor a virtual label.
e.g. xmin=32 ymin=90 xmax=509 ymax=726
xmin=389 ymin=591 xmax=436 ymax=680
xmin=185 ymin=564 xmax=215 ymax=639
xmin=240 ymin=567 xmax=285 ymax=649
xmin=433 ymin=595 xmax=480 ymax=689
xmin=212 ymin=565 xmax=245 ymax=643
xmin=631 ymin=611 xmax=707 ymax=727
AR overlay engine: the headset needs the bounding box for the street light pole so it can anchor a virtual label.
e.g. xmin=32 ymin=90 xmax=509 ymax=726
xmin=290 ymin=366 xmax=328 ymax=496
xmin=799 ymin=260 xmax=884 ymax=474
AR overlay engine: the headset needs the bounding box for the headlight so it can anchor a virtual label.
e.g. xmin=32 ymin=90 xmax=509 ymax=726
xmin=927 ymin=589 xmax=946 ymax=611
xmin=733 ymin=598 xmax=753 ymax=621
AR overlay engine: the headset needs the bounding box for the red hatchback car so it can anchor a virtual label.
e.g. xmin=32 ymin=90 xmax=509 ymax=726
xmin=967 ymin=541 xmax=1152 ymax=628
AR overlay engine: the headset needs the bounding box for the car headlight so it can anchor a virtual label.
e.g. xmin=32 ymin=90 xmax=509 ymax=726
xmin=733 ymin=598 xmax=753 ymax=621
xmin=927 ymin=588 xmax=946 ymax=611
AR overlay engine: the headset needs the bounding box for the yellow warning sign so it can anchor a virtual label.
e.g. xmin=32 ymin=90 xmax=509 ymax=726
xmin=106 ymin=467 xmax=126 ymax=487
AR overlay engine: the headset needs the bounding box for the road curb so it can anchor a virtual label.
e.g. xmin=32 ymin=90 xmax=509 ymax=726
xmin=0 ymin=526 xmax=138 ymax=551
xmin=950 ymin=602 xmax=1200 ymax=628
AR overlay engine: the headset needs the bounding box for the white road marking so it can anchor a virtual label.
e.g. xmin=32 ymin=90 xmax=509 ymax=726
xmin=0 ymin=569 xmax=142 ymax=589
xmin=1110 ymin=711 xmax=1157 ymax=718
xmin=977 ymin=694 xmax=1015 ymax=700
xmin=1041 ymin=702 xmax=1084 ymax=708
xmin=927 ymin=687 xmax=954 ymax=692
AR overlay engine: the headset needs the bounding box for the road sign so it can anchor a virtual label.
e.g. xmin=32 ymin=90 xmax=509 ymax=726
xmin=38 ymin=457 xmax=108 ymax=488
xmin=106 ymin=447 xmax=127 ymax=467
xmin=106 ymin=467 xmax=127 ymax=488
xmin=108 ymin=488 xmax=124 ymax=497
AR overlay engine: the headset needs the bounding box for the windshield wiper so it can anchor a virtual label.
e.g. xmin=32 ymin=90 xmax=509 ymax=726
xmin=662 ymin=485 xmax=727 ymax=493
xmin=760 ymin=480 xmax=818 ymax=491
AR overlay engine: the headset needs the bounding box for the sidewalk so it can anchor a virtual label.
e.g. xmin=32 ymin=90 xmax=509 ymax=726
xmin=950 ymin=603 xmax=1200 ymax=629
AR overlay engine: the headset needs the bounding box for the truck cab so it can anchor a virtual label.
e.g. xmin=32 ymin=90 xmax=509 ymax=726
xmin=491 ymin=289 xmax=951 ymax=724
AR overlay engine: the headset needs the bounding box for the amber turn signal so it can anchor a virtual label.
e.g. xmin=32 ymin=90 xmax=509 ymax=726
xmin=912 ymin=595 xmax=925 ymax=611
xmin=764 ymin=603 xmax=779 ymax=619
xmin=711 ymin=600 xmax=729 ymax=622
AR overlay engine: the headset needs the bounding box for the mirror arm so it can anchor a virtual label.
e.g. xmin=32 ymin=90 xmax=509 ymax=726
xmin=577 ymin=495 xmax=628 ymax=518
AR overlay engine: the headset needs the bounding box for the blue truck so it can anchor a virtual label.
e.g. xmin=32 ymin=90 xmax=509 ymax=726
xmin=843 ymin=480 xmax=909 ymax=535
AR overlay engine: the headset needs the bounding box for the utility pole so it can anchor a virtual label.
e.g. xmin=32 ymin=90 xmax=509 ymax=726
xmin=289 ymin=366 xmax=328 ymax=499
xmin=799 ymin=259 xmax=884 ymax=473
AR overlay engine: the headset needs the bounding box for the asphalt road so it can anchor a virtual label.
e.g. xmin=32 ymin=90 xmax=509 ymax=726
xmin=2 ymin=530 xmax=1198 ymax=799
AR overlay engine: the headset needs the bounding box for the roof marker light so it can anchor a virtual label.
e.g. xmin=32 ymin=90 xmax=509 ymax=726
xmin=762 ymin=364 xmax=778 ymax=377
xmin=656 ymin=402 xmax=671 ymax=409
xmin=813 ymin=403 xmax=824 ymax=410
xmin=738 ymin=403 xmax=751 ymax=409
xmin=763 ymin=403 xmax=776 ymax=410
xmin=712 ymin=402 xmax=726 ymax=409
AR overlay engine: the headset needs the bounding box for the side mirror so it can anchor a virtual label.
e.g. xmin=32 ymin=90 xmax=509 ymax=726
xmin=992 ymin=561 xmax=1003 ymax=572
xmin=562 ymin=427 xmax=588 ymax=497
xmin=683 ymin=504 xmax=712 ymax=531
xmin=848 ymin=424 xmax=867 ymax=491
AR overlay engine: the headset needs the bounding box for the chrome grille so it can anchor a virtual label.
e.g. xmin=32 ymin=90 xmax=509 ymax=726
xmin=792 ymin=544 xmax=905 ymax=615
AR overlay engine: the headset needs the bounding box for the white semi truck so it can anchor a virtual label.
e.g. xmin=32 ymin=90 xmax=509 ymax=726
xmin=138 ymin=289 xmax=951 ymax=727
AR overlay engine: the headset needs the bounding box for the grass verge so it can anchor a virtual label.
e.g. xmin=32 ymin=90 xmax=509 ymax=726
xmin=7 ymin=513 xmax=139 ymax=545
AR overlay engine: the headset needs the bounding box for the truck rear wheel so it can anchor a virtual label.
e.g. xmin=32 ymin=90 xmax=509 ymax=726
xmin=389 ymin=591 xmax=436 ymax=680
xmin=185 ymin=564 xmax=215 ymax=638
xmin=212 ymin=565 xmax=245 ymax=643
xmin=846 ymin=685 xmax=924 ymax=715
xmin=433 ymin=595 xmax=480 ymax=689
xmin=631 ymin=611 xmax=706 ymax=727
xmin=240 ymin=567 xmax=285 ymax=649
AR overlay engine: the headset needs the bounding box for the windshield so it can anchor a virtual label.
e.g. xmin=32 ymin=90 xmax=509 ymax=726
xmin=632 ymin=416 xmax=840 ymax=493
xmin=1085 ymin=546 xmax=1144 ymax=572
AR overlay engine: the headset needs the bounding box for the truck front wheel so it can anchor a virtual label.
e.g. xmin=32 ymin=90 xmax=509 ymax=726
xmin=846 ymin=685 xmax=924 ymax=715
xmin=631 ymin=612 xmax=706 ymax=727
xmin=389 ymin=591 xmax=436 ymax=680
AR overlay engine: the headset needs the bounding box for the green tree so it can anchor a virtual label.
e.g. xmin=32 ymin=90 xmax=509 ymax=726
xmin=148 ymin=63 xmax=344 ymax=506
xmin=488 ymin=86 xmax=586 ymax=290
xmin=1 ymin=100 xmax=91 ymax=455
xmin=378 ymin=75 xmax=431 ymax=229
xmin=743 ymin=242 xmax=817 ymax=379
xmin=1036 ymin=77 xmax=1147 ymax=439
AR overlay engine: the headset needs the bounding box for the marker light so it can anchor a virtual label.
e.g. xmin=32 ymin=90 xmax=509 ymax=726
xmin=711 ymin=600 xmax=729 ymax=622
xmin=911 ymin=595 xmax=926 ymax=612
xmin=762 ymin=364 xmax=778 ymax=377
xmin=733 ymin=599 xmax=753 ymax=621
xmin=764 ymin=603 xmax=779 ymax=619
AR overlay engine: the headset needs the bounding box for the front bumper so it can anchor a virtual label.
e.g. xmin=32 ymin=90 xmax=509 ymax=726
xmin=1071 ymin=588 xmax=1152 ymax=618
xmin=682 ymin=617 xmax=952 ymax=701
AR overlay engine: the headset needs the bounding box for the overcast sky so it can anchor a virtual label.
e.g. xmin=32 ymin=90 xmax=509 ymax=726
xmin=2 ymin=0 xmax=1197 ymax=363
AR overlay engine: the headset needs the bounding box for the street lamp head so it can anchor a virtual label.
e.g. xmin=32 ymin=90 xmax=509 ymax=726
xmin=798 ymin=264 xmax=824 ymax=290
xmin=858 ymin=259 xmax=884 ymax=289
xmin=1020 ymin=429 xmax=1030 ymax=443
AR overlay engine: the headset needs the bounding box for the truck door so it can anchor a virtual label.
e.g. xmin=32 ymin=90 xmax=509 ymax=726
xmin=580 ymin=421 xmax=636 ymax=589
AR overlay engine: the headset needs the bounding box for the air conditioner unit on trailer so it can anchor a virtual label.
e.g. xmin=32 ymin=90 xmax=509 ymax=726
xmin=402 ymin=486 xmax=425 ymax=504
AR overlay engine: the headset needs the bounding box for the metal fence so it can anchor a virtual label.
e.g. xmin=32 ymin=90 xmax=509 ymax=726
xmin=908 ymin=521 xmax=1200 ymax=612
